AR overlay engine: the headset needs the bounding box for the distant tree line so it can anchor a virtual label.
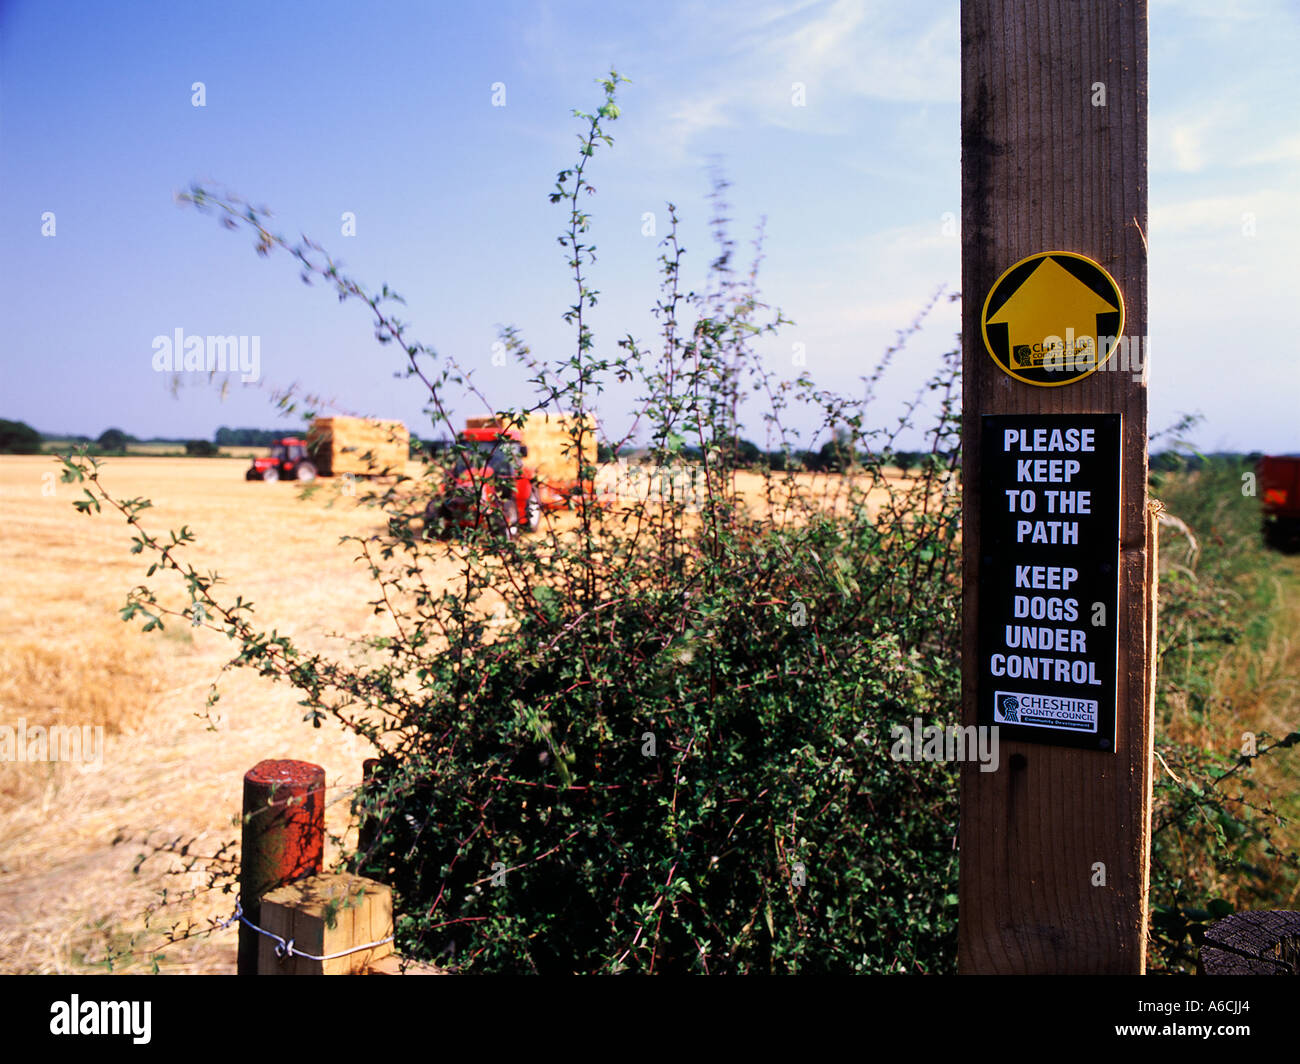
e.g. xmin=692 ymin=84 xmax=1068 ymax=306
xmin=0 ymin=417 xmax=1280 ymax=470
xmin=96 ymin=428 xmax=135 ymax=452
xmin=214 ymin=426 xmax=308 ymax=446
xmin=0 ymin=419 xmax=43 ymax=454
xmin=1149 ymin=451 xmax=1265 ymax=473
xmin=676 ymin=437 xmax=956 ymax=474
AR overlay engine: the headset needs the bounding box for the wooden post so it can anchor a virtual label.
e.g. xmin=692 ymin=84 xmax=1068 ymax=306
xmin=257 ymin=873 xmax=393 ymax=975
xmin=238 ymin=759 xmax=326 ymax=976
xmin=1198 ymin=911 xmax=1300 ymax=975
xmin=959 ymin=1 xmax=1154 ymax=972
xmin=356 ymin=756 xmax=382 ymax=859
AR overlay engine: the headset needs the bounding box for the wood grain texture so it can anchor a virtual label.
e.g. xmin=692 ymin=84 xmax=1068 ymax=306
xmin=959 ymin=0 xmax=1153 ymax=973
xmin=257 ymin=873 xmax=393 ymax=976
xmin=1199 ymin=910 xmax=1300 ymax=975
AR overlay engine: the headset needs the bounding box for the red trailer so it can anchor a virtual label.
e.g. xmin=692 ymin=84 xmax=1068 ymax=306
xmin=423 ymin=425 xmax=542 ymax=541
xmin=1258 ymin=455 xmax=1300 ymax=550
xmin=422 ymin=416 xmax=601 ymax=540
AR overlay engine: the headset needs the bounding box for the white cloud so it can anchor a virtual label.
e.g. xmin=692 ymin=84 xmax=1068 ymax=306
xmin=1150 ymin=0 xmax=1292 ymax=23
xmin=1153 ymin=99 xmax=1243 ymax=175
xmin=1168 ymin=123 xmax=1205 ymax=173
xmin=1239 ymin=133 xmax=1300 ymax=167
xmin=1151 ymin=194 xmax=1251 ymax=235
xmin=645 ymin=0 xmax=958 ymax=159
xmin=1150 ymin=186 xmax=1294 ymax=237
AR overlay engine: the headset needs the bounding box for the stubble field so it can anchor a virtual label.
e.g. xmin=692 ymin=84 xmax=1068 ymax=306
xmin=0 ymin=456 xmax=455 ymax=972
xmin=0 ymin=454 xmax=908 ymax=973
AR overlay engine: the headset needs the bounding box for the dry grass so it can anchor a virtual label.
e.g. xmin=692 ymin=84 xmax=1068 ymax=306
xmin=0 ymin=456 xmax=436 ymax=972
xmin=1150 ymin=479 xmax=1300 ymax=914
xmin=0 ymin=454 xmax=918 ymax=973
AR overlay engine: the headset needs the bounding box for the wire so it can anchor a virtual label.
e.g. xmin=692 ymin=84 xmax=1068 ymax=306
xmin=219 ymin=901 xmax=394 ymax=963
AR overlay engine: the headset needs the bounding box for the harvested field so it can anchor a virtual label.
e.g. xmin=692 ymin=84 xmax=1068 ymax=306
xmin=0 ymin=454 xmax=912 ymax=973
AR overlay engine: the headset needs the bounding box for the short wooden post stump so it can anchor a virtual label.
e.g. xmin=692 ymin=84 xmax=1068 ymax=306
xmin=258 ymin=873 xmax=393 ymax=975
xmin=1198 ymin=910 xmax=1300 ymax=975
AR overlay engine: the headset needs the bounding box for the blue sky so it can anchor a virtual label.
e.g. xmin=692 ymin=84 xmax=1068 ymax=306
xmin=1 ymin=0 xmax=1297 ymax=452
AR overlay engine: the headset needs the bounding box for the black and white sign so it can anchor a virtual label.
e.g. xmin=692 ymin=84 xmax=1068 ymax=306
xmin=978 ymin=415 xmax=1121 ymax=751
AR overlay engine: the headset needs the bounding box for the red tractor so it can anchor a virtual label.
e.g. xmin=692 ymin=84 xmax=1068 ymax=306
xmin=424 ymin=426 xmax=542 ymax=540
xmin=245 ymin=437 xmax=318 ymax=482
xmin=1259 ymin=454 xmax=1300 ymax=551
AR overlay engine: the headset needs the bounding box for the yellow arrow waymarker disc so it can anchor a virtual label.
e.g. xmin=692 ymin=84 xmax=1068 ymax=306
xmin=980 ymin=251 xmax=1124 ymax=387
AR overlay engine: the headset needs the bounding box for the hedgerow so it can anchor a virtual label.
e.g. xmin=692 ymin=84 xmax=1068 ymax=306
xmin=70 ymin=70 xmax=967 ymax=973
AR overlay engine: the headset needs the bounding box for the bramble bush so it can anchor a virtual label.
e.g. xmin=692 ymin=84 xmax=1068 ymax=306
xmin=67 ymin=70 xmax=967 ymax=973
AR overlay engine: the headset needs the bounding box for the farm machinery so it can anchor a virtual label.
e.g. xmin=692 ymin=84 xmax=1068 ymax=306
xmin=245 ymin=437 xmax=316 ymax=482
xmin=1259 ymin=454 xmax=1300 ymax=550
xmin=246 ymin=417 xmax=409 ymax=482
xmin=424 ymin=415 xmax=597 ymax=540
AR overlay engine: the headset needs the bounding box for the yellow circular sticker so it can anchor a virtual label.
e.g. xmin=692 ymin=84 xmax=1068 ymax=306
xmin=980 ymin=251 xmax=1124 ymax=387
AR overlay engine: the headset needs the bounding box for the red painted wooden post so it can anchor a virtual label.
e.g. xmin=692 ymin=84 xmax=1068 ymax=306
xmin=238 ymin=759 xmax=326 ymax=975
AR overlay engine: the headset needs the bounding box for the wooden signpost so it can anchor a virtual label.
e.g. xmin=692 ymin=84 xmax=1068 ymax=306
xmin=959 ymin=0 xmax=1156 ymax=973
